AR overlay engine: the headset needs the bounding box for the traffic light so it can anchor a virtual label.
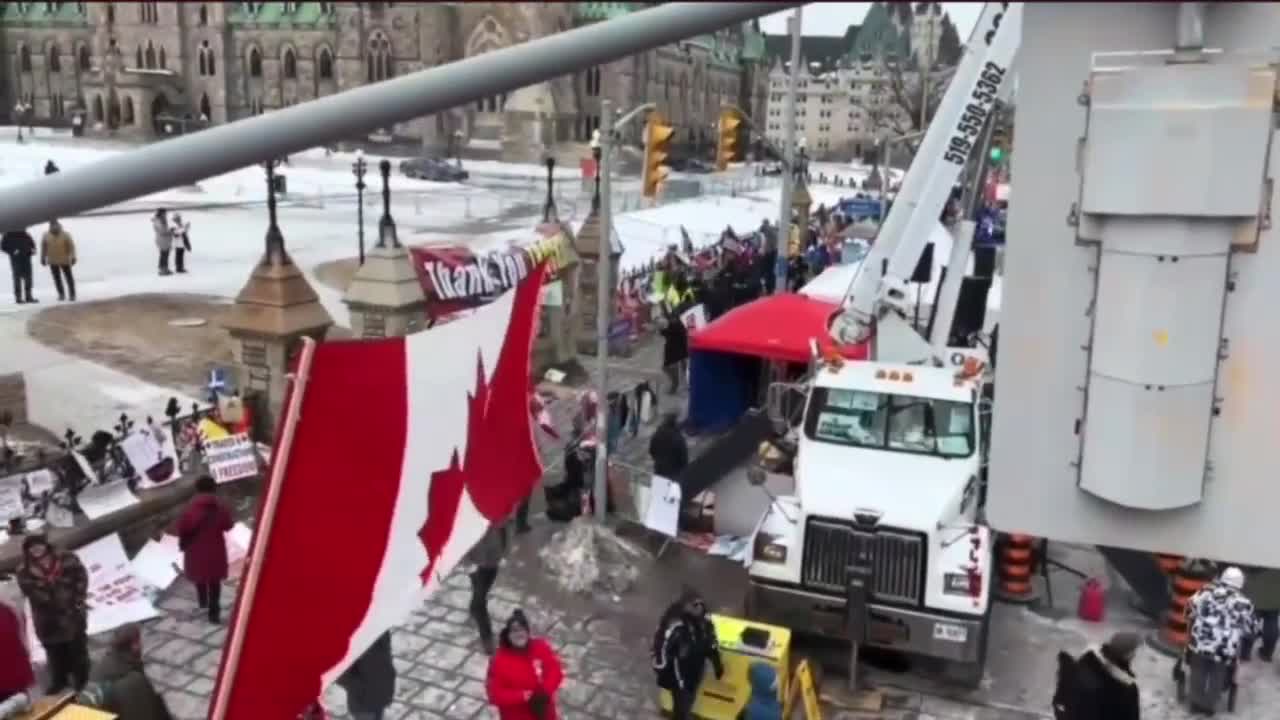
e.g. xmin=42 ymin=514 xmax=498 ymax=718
xmin=642 ymin=111 xmax=674 ymax=199
xmin=988 ymin=146 xmax=1005 ymax=164
xmin=716 ymin=108 xmax=744 ymax=171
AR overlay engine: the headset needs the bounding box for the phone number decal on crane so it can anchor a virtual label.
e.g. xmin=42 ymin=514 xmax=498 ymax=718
xmin=943 ymin=61 xmax=1008 ymax=167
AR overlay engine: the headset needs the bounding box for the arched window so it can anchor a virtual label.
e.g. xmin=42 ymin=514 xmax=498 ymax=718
xmin=197 ymin=4 xmax=207 ymax=25
xmin=318 ymin=2 xmax=332 ymax=14
xmin=19 ymin=45 xmax=32 ymax=73
xmin=206 ymin=43 xmax=216 ymax=76
xmin=122 ymin=96 xmax=134 ymax=125
xmin=135 ymin=46 xmax=143 ymax=68
xmin=92 ymin=94 xmax=104 ymax=122
xmin=282 ymin=48 xmax=296 ymax=80
xmin=47 ymin=45 xmax=61 ymax=73
xmin=248 ymin=47 xmax=262 ymax=78
xmin=77 ymin=44 xmax=90 ymax=71
xmin=366 ymin=33 xmax=391 ymax=83
xmin=198 ymin=48 xmax=208 ymax=76
xmin=144 ymin=42 xmax=156 ymax=69
xmin=585 ymin=67 xmax=601 ymax=97
xmin=317 ymin=48 xmax=333 ymax=80
xmin=158 ymin=46 xmax=166 ymax=69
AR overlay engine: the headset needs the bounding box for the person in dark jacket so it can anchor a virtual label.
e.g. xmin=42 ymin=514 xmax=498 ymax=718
xmin=649 ymin=412 xmax=688 ymax=479
xmin=44 ymin=160 xmax=59 ymax=175
xmin=652 ymin=588 xmax=723 ymax=720
xmin=1051 ymin=631 xmax=1141 ymax=720
xmin=466 ymin=522 xmax=509 ymax=655
xmin=77 ymin=624 xmax=173 ymax=720
xmin=15 ymin=535 xmax=89 ymax=693
xmin=1241 ymin=567 xmax=1280 ymax=661
xmin=336 ymin=631 xmax=396 ymax=720
xmin=173 ymin=475 xmax=234 ymax=623
xmin=743 ymin=661 xmax=783 ymax=720
xmin=659 ymin=303 xmax=690 ymax=394
xmin=1 ymin=228 xmax=36 ymax=304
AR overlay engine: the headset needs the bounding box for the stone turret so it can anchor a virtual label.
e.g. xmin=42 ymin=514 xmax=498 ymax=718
xmin=343 ymin=160 xmax=427 ymax=338
xmin=221 ymin=162 xmax=333 ymax=439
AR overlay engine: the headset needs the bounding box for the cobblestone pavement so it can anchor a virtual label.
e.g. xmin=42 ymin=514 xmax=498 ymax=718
xmin=124 ymin=335 xmax=1280 ymax=719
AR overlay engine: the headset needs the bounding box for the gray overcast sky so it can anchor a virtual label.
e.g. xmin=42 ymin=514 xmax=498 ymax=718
xmin=759 ymin=3 xmax=982 ymax=40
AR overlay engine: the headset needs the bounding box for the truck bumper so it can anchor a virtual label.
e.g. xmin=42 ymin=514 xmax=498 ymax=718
xmin=748 ymin=580 xmax=985 ymax=664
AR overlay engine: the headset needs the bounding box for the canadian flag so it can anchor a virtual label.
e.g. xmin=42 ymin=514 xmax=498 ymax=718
xmin=209 ymin=266 xmax=547 ymax=719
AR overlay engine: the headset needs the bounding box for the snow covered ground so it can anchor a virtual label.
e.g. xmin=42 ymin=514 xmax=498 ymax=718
xmin=0 ymin=136 xmax=878 ymax=433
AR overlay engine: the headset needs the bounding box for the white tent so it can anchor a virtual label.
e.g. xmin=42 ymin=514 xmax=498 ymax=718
xmin=800 ymin=221 xmax=1002 ymax=333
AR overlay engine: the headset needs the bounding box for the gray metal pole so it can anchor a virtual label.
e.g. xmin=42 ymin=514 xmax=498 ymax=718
xmin=773 ymin=8 xmax=803 ymax=294
xmin=594 ymin=100 xmax=614 ymax=523
xmin=0 ymin=1 xmax=799 ymax=230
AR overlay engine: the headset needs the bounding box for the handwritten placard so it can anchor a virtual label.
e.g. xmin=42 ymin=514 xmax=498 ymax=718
xmin=205 ymin=433 xmax=259 ymax=484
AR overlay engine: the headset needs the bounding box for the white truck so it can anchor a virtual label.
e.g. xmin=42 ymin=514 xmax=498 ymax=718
xmin=742 ymin=2 xmax=1021 ymax=684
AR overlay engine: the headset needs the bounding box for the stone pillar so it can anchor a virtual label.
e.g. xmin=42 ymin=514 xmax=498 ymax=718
xmin=342 ymin=161 xmax=426 ymax=339
xmin=221 ymin=162 xmax=333 ymax=440
xmin=792 ymin=180 xmax=813 ymax=236
xmin=573 ymin=208 xmax=621 ymax=356
xmin=343 ymin=243 xmax=427 ymax=338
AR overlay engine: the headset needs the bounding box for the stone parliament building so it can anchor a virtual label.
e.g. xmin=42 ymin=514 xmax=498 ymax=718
xmin=0 ymin=1 xmax=771 ymax=162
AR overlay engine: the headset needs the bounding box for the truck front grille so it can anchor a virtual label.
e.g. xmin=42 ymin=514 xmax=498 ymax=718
xmin=801 ymin=518 xmax=926 ymax=605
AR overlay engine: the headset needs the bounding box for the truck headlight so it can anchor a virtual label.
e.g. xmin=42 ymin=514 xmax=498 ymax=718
xmin=753 ymin=533 xmax=788 ymax=563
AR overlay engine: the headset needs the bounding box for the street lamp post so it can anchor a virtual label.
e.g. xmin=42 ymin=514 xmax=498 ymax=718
xmin=376 ymin=159 xmax=399 ymax=249
xmin=453 ymin=130 xmax=464 ymax=168
xmin=352 ymin=149 xmax=368 ymax=265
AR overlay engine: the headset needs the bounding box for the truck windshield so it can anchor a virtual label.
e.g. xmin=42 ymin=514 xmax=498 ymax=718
xmin=803 ymin=387 xmax=975 ymax=458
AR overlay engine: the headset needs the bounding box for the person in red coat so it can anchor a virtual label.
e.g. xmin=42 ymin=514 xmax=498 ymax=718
xmin=0 ymin=596 xmax=34 ymax=703
xmin=486 ymin=610 xmax=564 ymax=720
xmin=174 ymin=475 xmax=234 ymax=623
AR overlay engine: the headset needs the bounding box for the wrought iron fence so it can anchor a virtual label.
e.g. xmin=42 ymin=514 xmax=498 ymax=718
xmin=0 ymin=399 xmax=227 ymax=527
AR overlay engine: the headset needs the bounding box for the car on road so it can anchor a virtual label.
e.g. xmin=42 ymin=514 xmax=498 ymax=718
xmin=761 ymin=163 xmax=784 ymax=176
xmin=398 ymin=157 xmax=469 ymax=182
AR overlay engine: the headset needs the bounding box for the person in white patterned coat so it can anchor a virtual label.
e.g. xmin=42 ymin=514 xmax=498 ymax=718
xmin=1185 ymin=566 xmax=1260 ymax=714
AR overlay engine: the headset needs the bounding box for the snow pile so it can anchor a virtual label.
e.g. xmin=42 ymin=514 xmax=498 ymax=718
xmin=537 ymin=517 xmax=649 ymax=595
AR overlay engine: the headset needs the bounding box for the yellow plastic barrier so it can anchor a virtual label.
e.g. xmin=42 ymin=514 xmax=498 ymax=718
xmin=658 ymin=614 xmax=792 ymax=719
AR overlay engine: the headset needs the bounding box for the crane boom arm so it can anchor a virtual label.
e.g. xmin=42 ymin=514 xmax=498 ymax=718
xmin=832 ymin=2 xmax=1022 ymax=351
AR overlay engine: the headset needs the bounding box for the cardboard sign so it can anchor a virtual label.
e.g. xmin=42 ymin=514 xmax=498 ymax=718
xmin=205 ymin=433 xmax=258 ymax=484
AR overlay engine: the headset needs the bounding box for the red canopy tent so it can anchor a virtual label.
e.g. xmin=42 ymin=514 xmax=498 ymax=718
xmin=689 ymin=293 xmax=869 ymax=363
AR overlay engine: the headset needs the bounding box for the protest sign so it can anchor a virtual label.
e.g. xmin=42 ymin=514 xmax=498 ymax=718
xmin=204 ymin=433 xmax=259 ymax=484
xmin=120 ymin=424 xmax=180 ymax=489
xmin=76 ymin=480 xmax=140 ymax=520
xmin=75 ymin=534 xmax=160 ymax=636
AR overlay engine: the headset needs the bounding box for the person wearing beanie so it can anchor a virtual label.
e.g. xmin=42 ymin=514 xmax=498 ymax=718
xmin=173 ymin=475 xmax=234 ymax=623
xmin=15 ymin=535 xmax=89 ymax=693
xmin=335 ymin=631 xmax=395 ymax=720
xmin=78 ymin=624 xmax=173 ymax=720
xmin=486 ymin=610 xmax=564 ymax=720
xmin=1051 ymin=632 xmax=1141 ymax=720
xmin=1185 ymin=565 xmax=1260 ymax=714
xmin=651 ymin=588 xmax=723 ymax=720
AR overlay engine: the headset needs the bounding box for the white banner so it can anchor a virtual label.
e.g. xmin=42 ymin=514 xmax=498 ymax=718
xmin=204 ymin=433 xmax=259 ymax=484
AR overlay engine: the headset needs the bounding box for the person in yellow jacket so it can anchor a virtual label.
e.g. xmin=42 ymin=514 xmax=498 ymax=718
xmin=40 ymin=219 xmax=77 ymax=302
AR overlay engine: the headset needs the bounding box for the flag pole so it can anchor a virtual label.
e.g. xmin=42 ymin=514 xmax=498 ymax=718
xmin=208 ymin=336 xmax=319 ymax=720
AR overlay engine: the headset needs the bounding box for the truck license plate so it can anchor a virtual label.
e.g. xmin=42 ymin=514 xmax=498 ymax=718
xmin=933 ymin=622 xmax=968 ymax=643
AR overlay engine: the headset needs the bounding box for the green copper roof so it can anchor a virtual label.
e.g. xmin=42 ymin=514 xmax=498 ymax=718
xmin=572 ymin=3 xmax=641 ymax=22
xmin=741 ymin=28 xmax=766 ymax=62
xmin=0 ymin=1 xmax=89 ymax=26
xmin=228 ymin=2 xmax=337 ymax=28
